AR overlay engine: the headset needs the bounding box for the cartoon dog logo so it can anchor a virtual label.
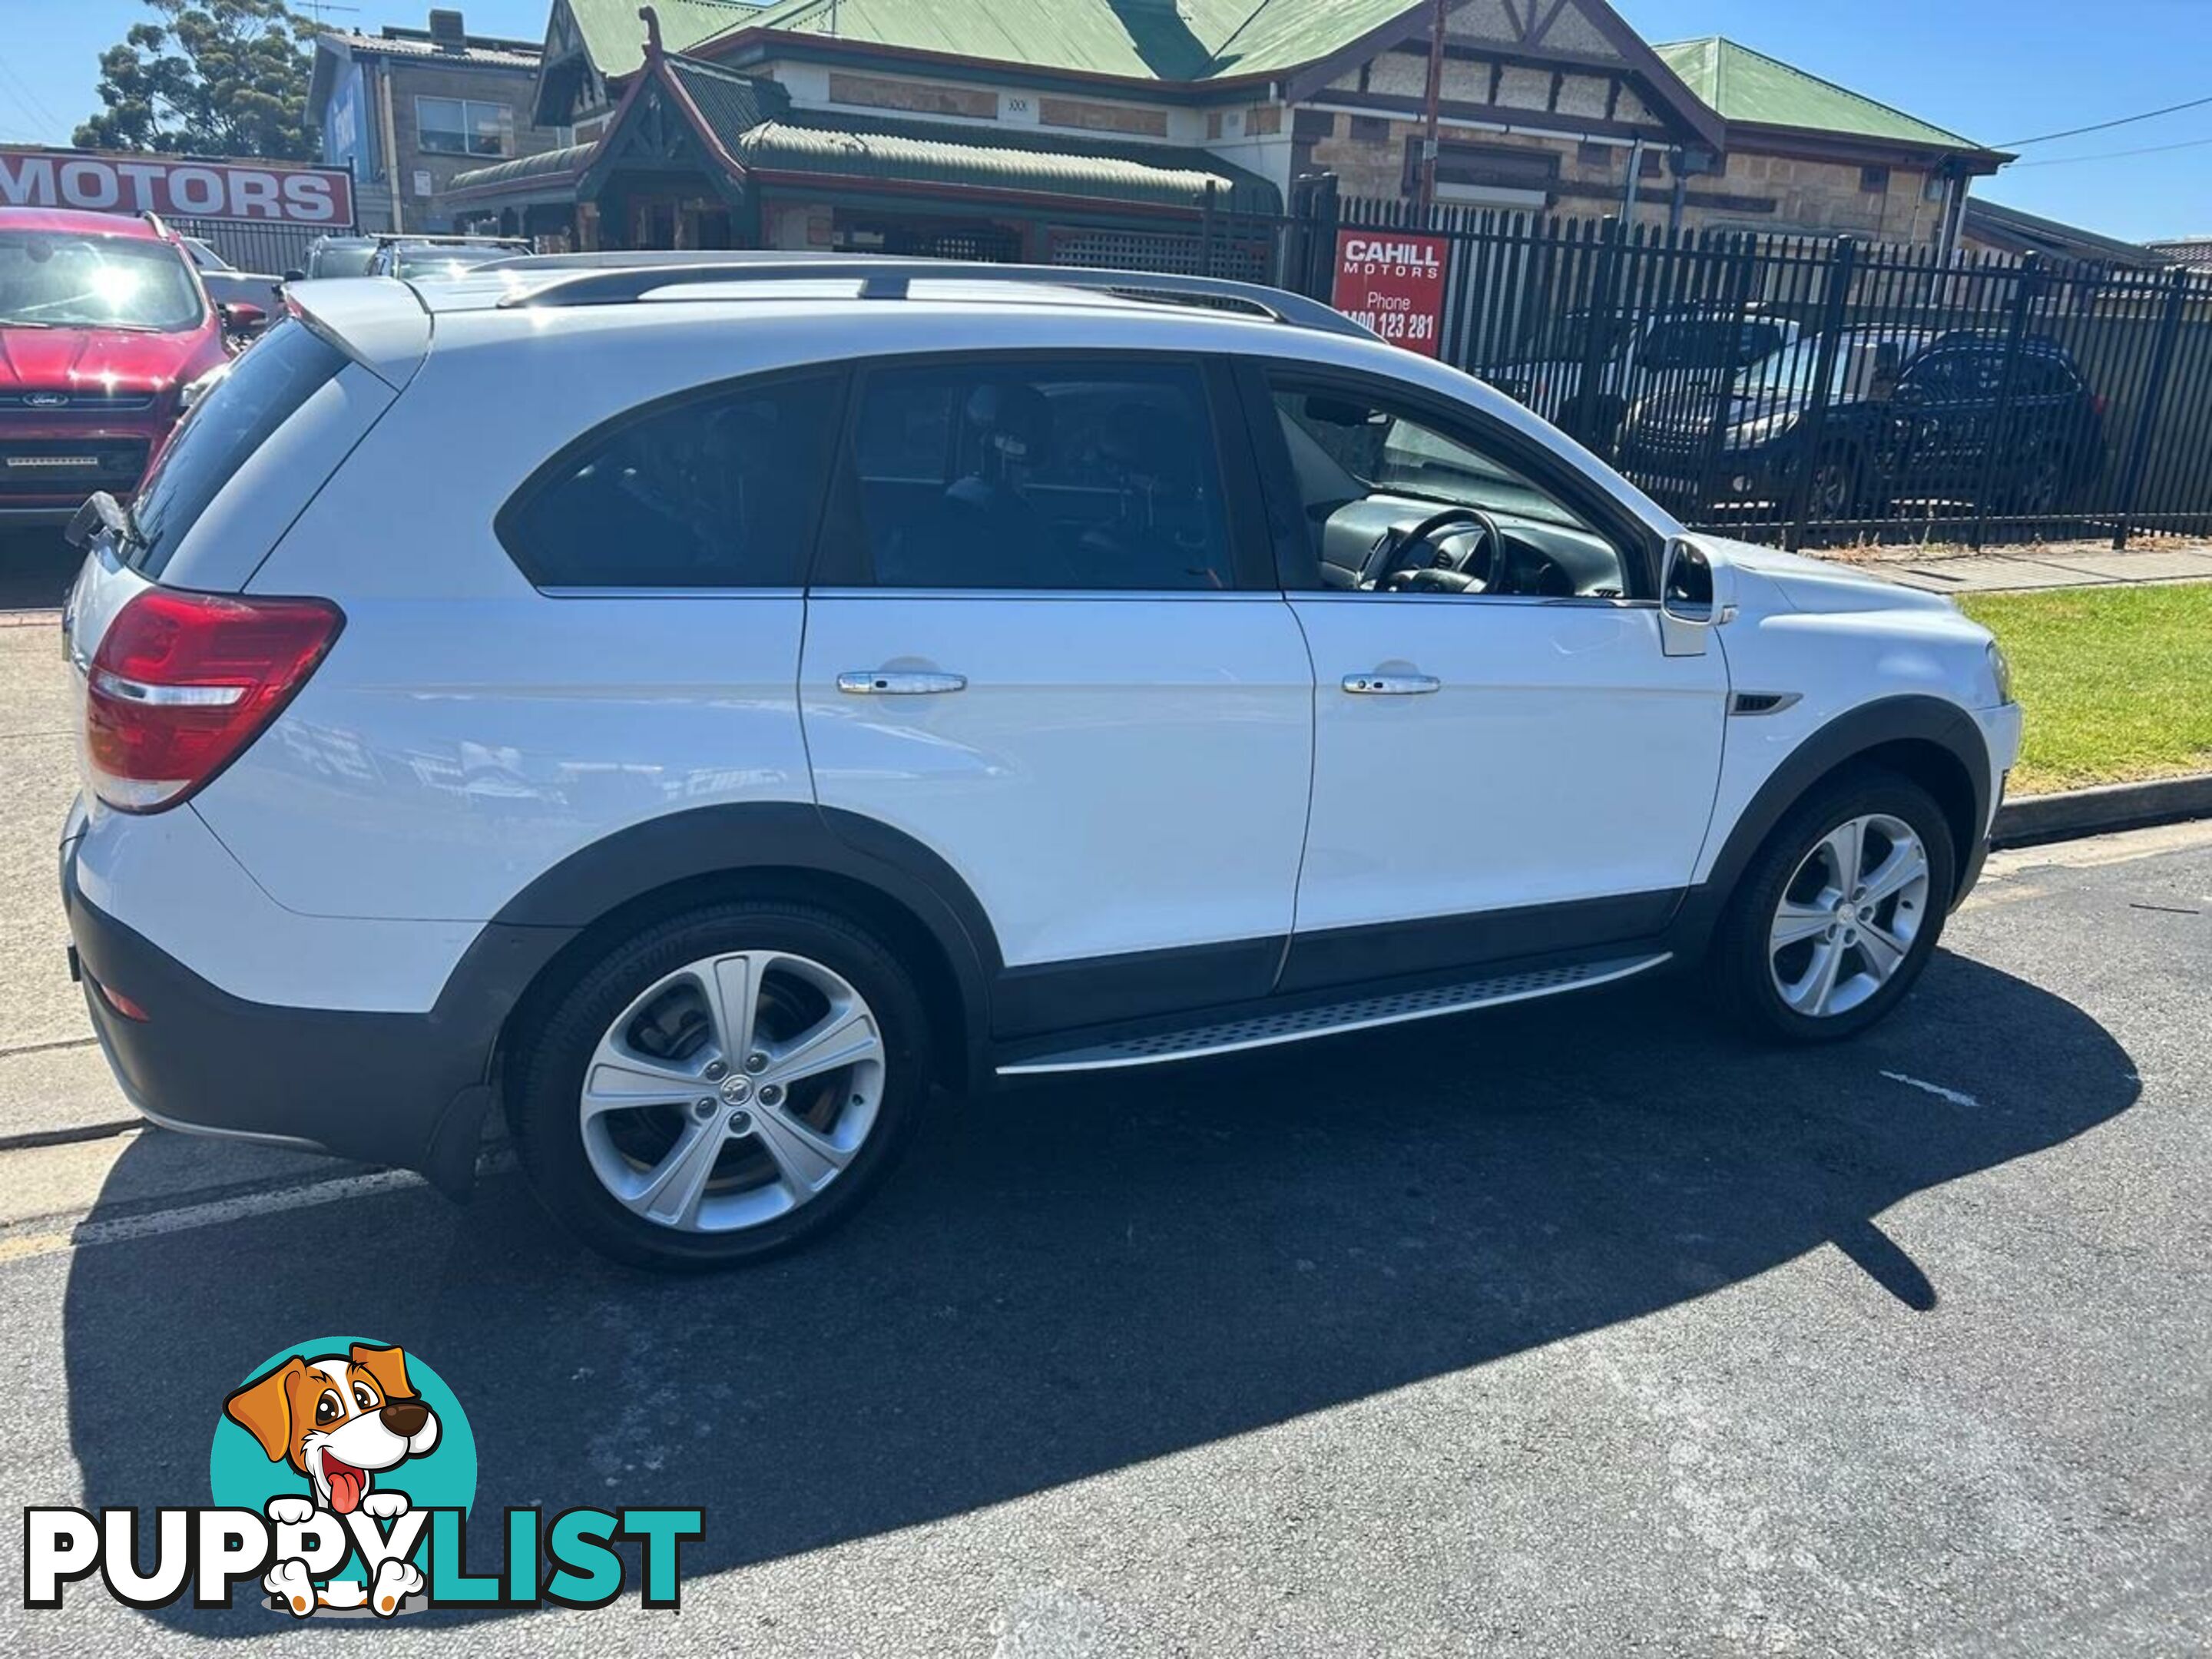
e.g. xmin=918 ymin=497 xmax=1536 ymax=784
xmin=224 ymin=1342 xmax=440 ymax=1616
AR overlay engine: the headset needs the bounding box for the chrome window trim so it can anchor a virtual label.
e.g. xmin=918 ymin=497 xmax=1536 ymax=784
xmin=804 ymin=588 xmax=1289 ymax=604
xmin=534 ymin=586 xmax=806 ymax=600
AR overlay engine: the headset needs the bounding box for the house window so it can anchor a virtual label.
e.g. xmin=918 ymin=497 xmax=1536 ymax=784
xmin=1859 ymin=164 xmax=1890 ymax=194
xmin=1402 ymin=137 xmax=1559 ymax=194
xmin=1578 ymin=141 xmax=1611 ymax=168
xmin=1246 ymin=104 xmax=1283 ymax=136
xmin=1349 ymin=114 xmax=1390 ymax=142
xmin=416 ymin=96 xmax=512 ymax=157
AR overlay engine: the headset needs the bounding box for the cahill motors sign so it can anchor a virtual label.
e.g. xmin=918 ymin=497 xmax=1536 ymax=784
xmin=1331 ymin=229 xmax=1449 ymax=358
xmin=0 ymin=148 xmax=354 ymax=227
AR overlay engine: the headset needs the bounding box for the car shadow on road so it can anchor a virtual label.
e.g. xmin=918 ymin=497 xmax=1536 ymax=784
xmin=58 ymin=949 xmax=2137 ymax=1635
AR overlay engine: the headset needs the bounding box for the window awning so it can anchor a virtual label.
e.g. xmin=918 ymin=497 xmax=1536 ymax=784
xmin=457 ymin=51 xmax=1283 ymax=218
xmin=731 ymin=110 xmax=1281 ymax=215
xmin=447 ymin=142 xmax=597 ymax=203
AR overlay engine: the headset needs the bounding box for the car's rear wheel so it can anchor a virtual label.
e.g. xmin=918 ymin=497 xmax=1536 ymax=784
xmin=1806 ymin=449 xmax=1864 ymax=522
xmin=1715 ymin=769 xmax=1957 ymax=1042
xmin=508 ymin=899 xmax=930 ymax=1269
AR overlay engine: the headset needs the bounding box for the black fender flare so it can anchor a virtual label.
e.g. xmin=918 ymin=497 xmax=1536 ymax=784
xmin=492 ymin=796 xmax=1001 ymax=1020
xmin=1672 ymin=694 xmax=1992 ymax=955
xmin=426 ymin=803 xmax=1003 ymax=1188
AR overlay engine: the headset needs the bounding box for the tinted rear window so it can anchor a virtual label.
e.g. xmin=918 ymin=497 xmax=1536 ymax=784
xmin=498 ymin=373 xmax=844 ymax=588
xmin=124 ymin=320 xmax=348 ymax=577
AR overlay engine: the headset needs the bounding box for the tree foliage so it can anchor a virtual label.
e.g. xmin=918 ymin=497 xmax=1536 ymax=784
xmin=75 ymin=0 xmax=318 ymax=161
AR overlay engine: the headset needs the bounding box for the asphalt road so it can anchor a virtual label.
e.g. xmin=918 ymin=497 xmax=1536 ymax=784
xmin=0 ymin=528 xmax=2207 ymax=1656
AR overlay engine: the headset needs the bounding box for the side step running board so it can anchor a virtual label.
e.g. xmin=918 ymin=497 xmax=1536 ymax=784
xmin=997 ymin=952 xmax=1671 ymax=1076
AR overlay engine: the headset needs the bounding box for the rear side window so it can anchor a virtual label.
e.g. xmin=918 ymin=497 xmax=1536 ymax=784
xmin=836 ymin=358 xmax=1234 ymax=591
xmin=499 ymin=373 xmax=843 ymax=588
xmin=125 ymin=320 xmax=347 ymax=577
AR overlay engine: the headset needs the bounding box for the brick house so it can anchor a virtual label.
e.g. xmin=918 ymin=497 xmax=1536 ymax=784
xmin=442 ymin=0 xmax=2006 ymax=261
xmin=306 ymin=8 xmax=572 ymax=234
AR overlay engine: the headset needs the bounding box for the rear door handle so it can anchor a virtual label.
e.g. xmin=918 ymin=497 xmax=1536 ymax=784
xmin=837 ymin=670 xmax=968 ymax=696
xmin=1342 ymin=672 xmax=1441 ymax=696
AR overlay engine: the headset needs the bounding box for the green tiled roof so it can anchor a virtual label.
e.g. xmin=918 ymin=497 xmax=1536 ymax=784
xmin=667 ymin=53 xmax=791 ymax=136
xmin=563 ymin=0 xmax=766 ymax=77
xmin=570 ymin=0 xmax=1424 ymax=84
xmin=746 ymin=0 xmax=1423 ymax=83
xmin=1206 ymin=0 xmax=1423 ymax=80
xmin=1652 ymin=37 xmax=1981 ymax=150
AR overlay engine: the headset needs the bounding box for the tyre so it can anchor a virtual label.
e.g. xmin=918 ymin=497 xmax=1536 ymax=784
xmin=1714 ymin=768 xmax=1957 ymax=1043
xmin=507 ymin=898 xmax=932 ymax=1269
xmin=1806 ymin=449 xmax=1864 ymax=522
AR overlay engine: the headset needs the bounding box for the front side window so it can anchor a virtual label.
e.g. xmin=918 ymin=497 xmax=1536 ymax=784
xmin=1641 ymin=318 xmax=1782 ymax=372
xmin=499 ymin=373 xmax=843 ymax=588
xmin=416 ymin=96 xmax=511 ymax=156
xmin=839 ymin=359 xmax=1235 ymax=591
xmin=1270 ymin=374 xmax=1631 ymax=600
xmin=0 ymin=230 xmax=204 ymax=332
xmin=1903 ymin=349 xmax=2000 ymax=403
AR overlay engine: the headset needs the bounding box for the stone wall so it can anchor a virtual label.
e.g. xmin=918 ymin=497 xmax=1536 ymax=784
xmin=1300 ymin=110 xmax=1949 ymax=247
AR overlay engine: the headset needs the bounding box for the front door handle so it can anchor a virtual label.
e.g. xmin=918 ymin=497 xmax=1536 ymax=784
xmin=837 ymin=669 xmax=969 ymax=696
xmin=1342 ymin=671 xmax=1441 ymax=696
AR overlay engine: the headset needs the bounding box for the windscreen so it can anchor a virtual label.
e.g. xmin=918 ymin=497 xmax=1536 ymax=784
xmin=0 ymin=230 xmax=204 ymax=332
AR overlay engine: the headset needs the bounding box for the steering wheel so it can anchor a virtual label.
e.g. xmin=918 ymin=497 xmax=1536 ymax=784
xmin=1376 ymin=506 xmax=1505 ymax=593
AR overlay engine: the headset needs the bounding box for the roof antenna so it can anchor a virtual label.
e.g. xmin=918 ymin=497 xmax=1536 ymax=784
xmin=638 ymin=4 xmax=663 ymax=57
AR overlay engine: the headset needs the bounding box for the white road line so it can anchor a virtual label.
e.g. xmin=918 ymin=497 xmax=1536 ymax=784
xmin=0 ymin=1167 xmax=432 ymax=1266
xmin=1880 ymin=1071 xmax=1982 ymax=1108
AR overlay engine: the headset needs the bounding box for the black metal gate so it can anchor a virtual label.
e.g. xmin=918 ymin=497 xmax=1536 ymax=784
xmin=167 ymin=217 xmax=354 ymax=279
xmin=1279 ymin=189 xmax=2212 ymax=551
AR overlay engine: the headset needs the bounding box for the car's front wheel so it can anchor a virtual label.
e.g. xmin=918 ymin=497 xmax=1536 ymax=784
xmin=1715 ymin=769 xmax=1957 ymax=1042
xmin=508 ymin=899 xmax=931 ymax=1269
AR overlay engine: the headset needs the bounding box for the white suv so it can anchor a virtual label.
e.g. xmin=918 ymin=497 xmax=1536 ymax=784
xmin=59 ymin=258 xmax=2021 ymax=1268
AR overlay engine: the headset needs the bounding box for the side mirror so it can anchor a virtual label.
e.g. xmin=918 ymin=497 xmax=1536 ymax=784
xmin=219 ymin=300 xmax=269 ymax=339
xmin=1660 ymin=535 xmax=1734 ymax=657
xmin=283 ymin=268 xmax=306 ymax=283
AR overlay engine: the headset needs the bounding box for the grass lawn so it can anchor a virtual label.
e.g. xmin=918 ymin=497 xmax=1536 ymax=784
xmin=1960 ymin=583 xmax=2212 ymax=794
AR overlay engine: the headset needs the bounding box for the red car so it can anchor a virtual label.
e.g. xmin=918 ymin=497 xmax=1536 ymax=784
xmin=1 ymin=207 xmax=264 ymax=526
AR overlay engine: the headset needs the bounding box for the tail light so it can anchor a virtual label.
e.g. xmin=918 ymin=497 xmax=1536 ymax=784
xmin=84 ymin=588 xmax=343 ymax=813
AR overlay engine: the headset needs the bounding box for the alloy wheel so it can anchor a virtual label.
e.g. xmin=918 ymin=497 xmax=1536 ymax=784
xmin=1767 ymin=813 xmax=1930 ymax=1018
xmin=1808 ymin=458 xmax=1857 ymax=521
xmin=577 ymin=951 xmax=886 ymax=1233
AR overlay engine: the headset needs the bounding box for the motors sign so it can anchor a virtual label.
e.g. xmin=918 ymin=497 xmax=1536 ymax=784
xmin=0 ymin=150 xmax=353 ymax=227
xmin=1331 ymin=230 xmax=1449 ymax=357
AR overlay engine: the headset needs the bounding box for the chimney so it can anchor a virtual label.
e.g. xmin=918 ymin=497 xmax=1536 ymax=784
xmin=428 ymin=9 xmax=467 ymax=48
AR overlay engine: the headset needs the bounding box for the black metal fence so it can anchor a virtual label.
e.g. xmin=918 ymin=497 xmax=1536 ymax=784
xmin=1191 ymin=186 xmax=2212 ymax=551
xmin=167 ymin=218 xmax=349 ymax=280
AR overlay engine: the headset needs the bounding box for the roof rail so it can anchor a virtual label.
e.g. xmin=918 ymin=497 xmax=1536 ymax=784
xmin=376 ymin=231 xmax=531 ymax=247
xmin=493 ymin=253 xmax=1376 ymax=341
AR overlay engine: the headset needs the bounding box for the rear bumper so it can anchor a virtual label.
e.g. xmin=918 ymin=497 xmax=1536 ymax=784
xmin=61 ymin=828 xmax=570 ymax=1197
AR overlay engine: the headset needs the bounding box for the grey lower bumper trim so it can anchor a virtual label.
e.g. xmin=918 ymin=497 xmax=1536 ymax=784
xmin=999 ymin=952 xmax=1671 ymax=1075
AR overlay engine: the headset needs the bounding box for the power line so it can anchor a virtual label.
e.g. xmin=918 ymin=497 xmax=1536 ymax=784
xmin=1998 ymin=91 xmax=2212 ymax=148
xmin=0 ymin=56 xmax=63 ymax=137
xmin=2009 ymin=131 xmax=2212 ymax=168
